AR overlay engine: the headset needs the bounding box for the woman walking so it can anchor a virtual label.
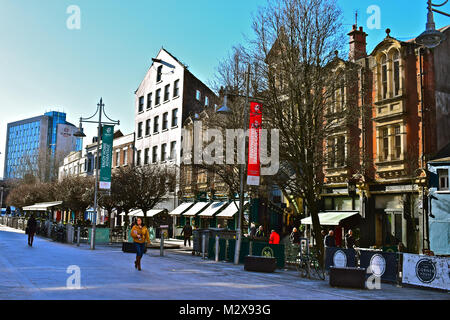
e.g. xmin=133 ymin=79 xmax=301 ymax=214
xmin=26 ymin=214 xmax=37 ymax=247
xmin=130 ymin=217 xmax=151 ymax=271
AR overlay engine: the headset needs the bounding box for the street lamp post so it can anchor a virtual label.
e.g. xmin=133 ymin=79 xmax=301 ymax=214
xmin=416 ymin=0 xmax=449 ymax=48
xmin=218 ymin=63 xmax=251 ymax=265
xmin=74 ymin=98 xmax=119 ymax=250
xmin=415 ymin=1 xmax=448 ymax=251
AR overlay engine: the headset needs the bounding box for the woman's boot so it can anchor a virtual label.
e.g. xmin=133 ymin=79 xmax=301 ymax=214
xmin=137 ymin=256 xmax=142 ymax=271
xmin=134 ymin=259 xmax=137 ymax=269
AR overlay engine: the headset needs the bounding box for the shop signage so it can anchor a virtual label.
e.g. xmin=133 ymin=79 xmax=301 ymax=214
xmin=247 ymin=102 xmax=262 ymax=186
xmin=416 ymin=259 xmax=436 ymax=283
xmin=402 ymin=253 xmax=449 ymax=290
xmin=261 ymin=246 xmax=274 ymax=258
xmin=325 ymin=247 xmax=356 ymax=270
xmin=360 ymin=250 xmax=398 ymax=283
xmin=333 ymin=250 xmax=347 ymax=268
xmin=385 ymin=185 xmax=417 ymax=192
xmin=369 ymin=254 xmax=387 ymax=277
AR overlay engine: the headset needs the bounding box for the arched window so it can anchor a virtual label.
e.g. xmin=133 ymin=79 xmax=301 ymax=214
xmin=381 ymin=55 xmax=388 ymax=99
xmin=393 ymin=51 xmax=400 ymax=96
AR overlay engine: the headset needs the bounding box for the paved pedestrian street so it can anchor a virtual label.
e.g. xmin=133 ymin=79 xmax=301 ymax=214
xmin=0 ymin=225 xmax=448 ymax=300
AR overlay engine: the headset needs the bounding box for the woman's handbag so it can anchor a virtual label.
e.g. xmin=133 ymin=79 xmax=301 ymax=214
xmin=25 ymin=227 xmax=29 ymax=235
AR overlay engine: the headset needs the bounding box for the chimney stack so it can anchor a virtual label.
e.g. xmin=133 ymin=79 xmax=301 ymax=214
xmin=348 ymin=25 xmax=367 ymax=62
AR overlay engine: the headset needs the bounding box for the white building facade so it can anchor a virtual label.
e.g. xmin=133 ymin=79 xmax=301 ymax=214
xmin=134 ymin=48 xmax=218 ymax=211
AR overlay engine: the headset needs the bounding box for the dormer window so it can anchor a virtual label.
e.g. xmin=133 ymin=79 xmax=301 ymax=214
xmin=156 ymin=65 xmax=163 ymax=82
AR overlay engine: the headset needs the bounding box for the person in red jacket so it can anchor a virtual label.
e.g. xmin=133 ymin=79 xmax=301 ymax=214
xmin=269 ymin=229 xmax=280 ymax=244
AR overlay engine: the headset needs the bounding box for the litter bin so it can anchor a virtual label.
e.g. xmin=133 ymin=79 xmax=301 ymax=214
xmin=193 ymin=229 xmax=210 ymax=256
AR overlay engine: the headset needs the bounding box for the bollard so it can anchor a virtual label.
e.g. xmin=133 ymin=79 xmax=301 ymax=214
xmin=202 ymin=234 xmax=206 ymax=259
xmin=215 ymin=235 xmax=219 ymax=262
xmin=77 ymin=227 xmax=80 ymax=247
xmin=160 ymin=233 xmax=164 ymax=257
xmin=249 ymin=240 xmax=253 ymax=256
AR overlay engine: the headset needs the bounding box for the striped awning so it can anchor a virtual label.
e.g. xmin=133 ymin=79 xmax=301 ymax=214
xmin=168 ymin=202 xmax=195 ymax=216
xmin=22 ymin=201 xmax=63 ymax=211
xmin=128 ymin=209 xmax=164 ymax=217
xmin=300 ymin=211 xmax=359 ymax=226
xmin=198 ymin=202 xmax=228 ymax=217
xmin=181 ymin=202 xmax=210 ymax=217
xmin=216 ymin=201 xmax=249 ymax=218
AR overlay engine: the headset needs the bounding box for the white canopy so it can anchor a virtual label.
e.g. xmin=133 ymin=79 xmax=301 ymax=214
xmin=181 ymin=202 xmax=210 ymax=217
xmin=216 ymin=201 xmax=249 ymax=218
xmin=22 ymin=201 xmax=63 ymax=211
xmin=128 ymin=209 xmax=165 ymax=217
xmin=198 ymin=202 xmax=228 ymax=217
xmin=300 ymin=211 xmax=359 ymax=226
xmin=168 ymin=202 xmax=195 ymax=216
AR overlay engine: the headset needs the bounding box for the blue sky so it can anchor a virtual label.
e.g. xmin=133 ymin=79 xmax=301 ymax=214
xmin=0 ymin=0 xmax=449 ymax=178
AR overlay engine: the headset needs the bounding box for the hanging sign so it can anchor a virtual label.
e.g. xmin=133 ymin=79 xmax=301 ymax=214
xmin=99 ymin=125 xmax=114 ymax=190
xmin=247 ymin=102 xmax=262 ymax=186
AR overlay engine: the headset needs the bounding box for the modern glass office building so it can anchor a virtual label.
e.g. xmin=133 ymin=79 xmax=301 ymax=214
xmin=3 ymin=111 xmax=82 ymax=180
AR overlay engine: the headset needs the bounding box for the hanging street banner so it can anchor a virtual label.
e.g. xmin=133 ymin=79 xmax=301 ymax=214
xmin=247 ymin=101 xmax=262 ymax=186
xmin=99 ymin=125 xmax=114 ymax=190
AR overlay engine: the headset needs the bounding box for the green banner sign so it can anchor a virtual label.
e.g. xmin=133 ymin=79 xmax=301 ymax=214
xmin=99 ymin=125 xmax=114 ymax=190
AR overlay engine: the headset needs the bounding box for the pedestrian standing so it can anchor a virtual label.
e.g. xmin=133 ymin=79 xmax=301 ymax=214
xmin=181 ymin=221 xmax=193 ymax=247
xmin=324 ymin=230 xmax=336 ymax=248
xmin=26 ymin=214 xmax=37 ymax=247
xmin=269 ymin=229 xmax=280 ymax=244
xmin=255 ymin=225 xmax=265 ymax=238
xmin=130 ymin=217 xmax=151 ymax=271
xmin=249 ymin=223 xmax=256 ymax=238
xmin=290 ymin=227 xmax=301 ymax=244
xmin=345 ymin=229 xmax=355 ymax=249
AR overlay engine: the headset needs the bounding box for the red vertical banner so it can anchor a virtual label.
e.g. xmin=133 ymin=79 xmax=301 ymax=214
xmin=247 ymin=102 xmax=262 ymax=186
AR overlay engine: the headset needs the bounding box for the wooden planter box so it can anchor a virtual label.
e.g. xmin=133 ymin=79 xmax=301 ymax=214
xmin=244 ymin=255 xmax=277 ymax=273
xmin=329 ymin=267 xmax=366 ymax=289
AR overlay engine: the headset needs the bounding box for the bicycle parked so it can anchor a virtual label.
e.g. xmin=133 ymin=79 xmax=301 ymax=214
xmin=296 ymin=246 xmax=326 ymax=280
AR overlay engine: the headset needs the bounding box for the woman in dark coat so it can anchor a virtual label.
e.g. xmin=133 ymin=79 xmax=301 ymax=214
xmin=27 ymin=214 xmax=37 ymax=246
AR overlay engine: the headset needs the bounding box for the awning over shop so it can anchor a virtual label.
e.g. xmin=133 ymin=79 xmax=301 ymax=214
xmin=128 ymin=209 xmax=164 ymax=217
xmin=216 ymin=201 xmax=249 ymax=218
xmin=181 ymin=202 xmax=210 ymax=217
xmin=168 ymin=202 xmax=195 ymax=216
xmin=22 ymin=201 xmax=63 ymax=211
xmin=198 ymin=202 xmax=228 ymax=217
xmin=300 ymin=211 xmax=359 ymax=226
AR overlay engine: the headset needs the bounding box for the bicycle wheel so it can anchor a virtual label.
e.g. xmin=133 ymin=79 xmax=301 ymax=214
xmin=298 ymin=261 xmax=308 ymax=278
xmin=312 ymin=260 xmax=326 ymax=280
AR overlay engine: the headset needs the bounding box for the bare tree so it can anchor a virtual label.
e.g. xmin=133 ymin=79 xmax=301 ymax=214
xmin=245 ymin=0 xmax=349 ymax=263
xmin=132 ymin=164 xmax=176 ymax=218
xmin=55 ymin=176 xmax=94 ymax=222
xmin=112 ymin=166 xmax=137 ymax=227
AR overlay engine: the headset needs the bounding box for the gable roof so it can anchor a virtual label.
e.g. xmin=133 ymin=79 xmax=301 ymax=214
xmin=134 ymin=47 xmax=187 ymax=94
